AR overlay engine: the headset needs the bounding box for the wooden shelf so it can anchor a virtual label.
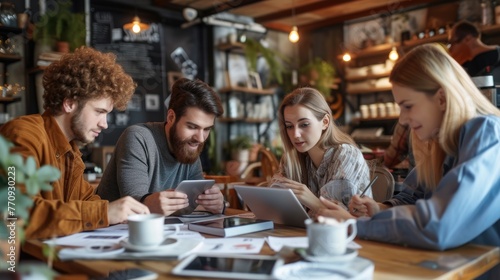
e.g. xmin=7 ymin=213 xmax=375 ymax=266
xmin=341 ymin=23 xmax=500 ymax=61
xmin=0 ymin=53 xmax=22 ymax=63
xmin=218 ymin=117 xmax=272 ymax=124
xmin=216 ymin=42 xmax=246 ymax=53
xmin=218 ymin=86 xmax=275 ymax=95
xmin=355 ymin=136 xmax=392 ymax=147
xmin=0 ymin=26 xmax=22 ymax=36
xmin=347 ymin=86 xmax=392 ymax=95
xmin=27 ymin=66 xmax=47 ymax=74
xmin=0 ymin=96 xmax=21 ymax=103
xmin=245 ymin=118 xmax=273 ymax=123
xmin=346 ymin=73 xmax=390 ymax=82
xmin=353 ymin=116 xmax=399 ymax=122
xmin=218 ymin=117 xmax=245 ymax=123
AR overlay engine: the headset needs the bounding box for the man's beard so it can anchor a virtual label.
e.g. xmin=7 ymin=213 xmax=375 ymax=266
xmin=70 ymin=106 xmax=93 ymax=144
xmin=169 ymin=122 xmax=204 ymax=164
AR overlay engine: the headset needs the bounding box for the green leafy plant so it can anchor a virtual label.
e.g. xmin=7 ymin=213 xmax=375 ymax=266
xmin=0 ymin=136 xmax=60 ymax=242
xmin=301 ymin=57 xmax=336 ymax=99
xmin=243 ymin=38 xmax=285 ymax=87
xmin=33 ymin=0 xmax=86 ymax=51
xmin=227 ymin=135 xmax=253 ymax=154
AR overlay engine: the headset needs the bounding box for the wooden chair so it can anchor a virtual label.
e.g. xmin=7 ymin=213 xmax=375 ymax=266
xmin=366 ymin=159 xmax=395 ymax=202
xmin=241 ymin=146 xmax=280 ymax=186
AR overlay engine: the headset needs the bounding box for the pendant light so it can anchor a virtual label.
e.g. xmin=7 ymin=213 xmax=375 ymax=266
xmin=342 ymin=52 xmax=351 ymax=62
xmin=289 ymin=1 xmax=299 ymax=43
xmin=124 ymin=15 xmax=150 ymax=33
xmin=388 ymin=46 xmax=399 ymax=61
xmin=289 ymin=26 xmax=299 ymax=43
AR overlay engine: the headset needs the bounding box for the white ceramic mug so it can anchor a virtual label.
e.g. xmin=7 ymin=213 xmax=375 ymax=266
xmin=127 ymin=214 xmax=178 ymax=247
xmin=305 ymin=218 xmax=357 ymax=256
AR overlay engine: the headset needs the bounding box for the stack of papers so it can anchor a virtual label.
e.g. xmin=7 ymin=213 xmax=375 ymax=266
xmin=52 ymin=223 xmax=267 ymax=261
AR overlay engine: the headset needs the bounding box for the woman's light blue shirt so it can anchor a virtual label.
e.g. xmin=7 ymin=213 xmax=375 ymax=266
xmin=357 ymin=115 xmax=500 ymax=250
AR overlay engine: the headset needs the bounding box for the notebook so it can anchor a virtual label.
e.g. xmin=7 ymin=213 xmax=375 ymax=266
xmin=233 ymin=185 xmax=310 ymax=228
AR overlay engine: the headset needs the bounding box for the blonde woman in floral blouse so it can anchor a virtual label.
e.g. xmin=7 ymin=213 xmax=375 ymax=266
xmin=271 ymin=87 xmax=371 ymax=214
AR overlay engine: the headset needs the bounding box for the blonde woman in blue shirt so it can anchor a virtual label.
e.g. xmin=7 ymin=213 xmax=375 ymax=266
xmin=271 ymin=87 xmax=371 ymax=215
xmin=319 ymin=43 xmax=500 ymax=267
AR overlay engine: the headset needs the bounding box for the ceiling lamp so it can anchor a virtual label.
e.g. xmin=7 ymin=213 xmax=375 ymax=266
xmin=289 ymin=1 xmax=299 ymax=43
xmin=388 ymin=46 xmax=399 ymax=61
xmin=289 ymin=26 xmax=299 ymax=43
xmin=123 ymin=16 xmax=150 ymax=33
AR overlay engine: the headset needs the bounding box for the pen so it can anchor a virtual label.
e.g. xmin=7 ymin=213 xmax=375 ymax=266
xmin=360 ymin=175 xmax=378 ymax=198
xmin=352 ymin=175 xmax=378 ymax=214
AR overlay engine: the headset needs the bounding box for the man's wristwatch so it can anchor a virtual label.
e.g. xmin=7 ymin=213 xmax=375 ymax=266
xmin=140 ymin=193 xmax=153 ymax=203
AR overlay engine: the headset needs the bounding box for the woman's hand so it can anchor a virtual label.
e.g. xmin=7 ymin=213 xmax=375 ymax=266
xmin=349 ymin=195 xmax=386 ymax=217
xmin=271 ymin=178 xmax=321 ymax=211
xmin=316 ymin=196 xmax=355 ymax=220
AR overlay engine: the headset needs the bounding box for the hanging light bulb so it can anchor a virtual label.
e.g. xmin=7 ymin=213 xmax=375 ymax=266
xmin=343 ymin=52 xmax=351 ymax=62
xmin=123 ymin=16 xmax=150 ymax=34
xmin=289 ymin=26 xmax=299 ymax=43
xmin=289 ymin=1 xmax=299 ymax=43
xmin=389 ymin=46 xmax=399 ymax=61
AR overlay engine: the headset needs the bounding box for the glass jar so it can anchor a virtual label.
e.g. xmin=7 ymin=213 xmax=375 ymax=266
xmin=0 ymin=2 xmax=17 ymax=27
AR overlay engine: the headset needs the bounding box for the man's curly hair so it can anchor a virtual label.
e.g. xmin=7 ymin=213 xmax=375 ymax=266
xmin=42 ymin=47 xmax=136 ymax=114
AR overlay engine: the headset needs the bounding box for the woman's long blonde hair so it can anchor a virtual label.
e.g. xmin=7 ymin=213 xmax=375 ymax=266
xmin=278 ymin=87 xmax=357 ymax=183
xmin=390 ymin=44 xmax=500 ymax=188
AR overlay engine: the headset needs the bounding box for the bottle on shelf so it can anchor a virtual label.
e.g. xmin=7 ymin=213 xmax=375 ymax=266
xmin=482 ymin=0 xmax=494 ymax=26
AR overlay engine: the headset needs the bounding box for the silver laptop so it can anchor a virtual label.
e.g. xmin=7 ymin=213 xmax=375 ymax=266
xmin=233 ymin=185 xmax=310 ymax=228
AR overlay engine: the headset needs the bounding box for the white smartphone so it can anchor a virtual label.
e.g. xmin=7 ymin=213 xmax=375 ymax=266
xmin=172 ymin=253 xmax=284 ymax=279
xmin=175 ymin=179 xmax=215 ymax=211
xmin=95 ymin=268 xmax=158 ymax=280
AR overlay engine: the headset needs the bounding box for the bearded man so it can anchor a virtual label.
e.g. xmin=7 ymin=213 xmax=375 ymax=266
xmin=0 ymin=47 xmax=149 ymax=239
xmin=97 ymin=78 xmax=225 ymax=216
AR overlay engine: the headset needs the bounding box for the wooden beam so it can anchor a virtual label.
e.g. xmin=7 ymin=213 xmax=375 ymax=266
xmin=299 ymin=0 xmax=448 ymax=31
xmin=254 ymin=0 xmax=355 ymax=23
xmin=197 ymin=0 xmax=265 ymax=18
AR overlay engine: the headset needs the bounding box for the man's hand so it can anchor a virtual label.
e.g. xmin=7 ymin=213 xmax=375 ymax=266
xmin=107 ymin=196 xmax=150 ymax=225
xmin=196 ymin=185 xmax=224 ymax=214
xmin=143 ymin=191 xmax=189 ymax=216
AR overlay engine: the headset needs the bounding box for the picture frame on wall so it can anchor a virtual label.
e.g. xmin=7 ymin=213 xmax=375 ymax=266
xmin=227 ymin=53 xmax=249 ymax=87
xmin=248 ymin=71 xmax=262 ymax=89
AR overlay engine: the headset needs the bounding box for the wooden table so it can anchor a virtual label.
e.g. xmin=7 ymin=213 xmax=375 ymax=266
xmin=22 ymin=210 xmax=499 ymax=280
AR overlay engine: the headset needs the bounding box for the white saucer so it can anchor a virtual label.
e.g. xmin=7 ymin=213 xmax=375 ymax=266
xmin=273 ymin=261 xmax=360 ymax=280
xmin=296 ymin=248 xmax=358 ymax=263
xmin=120 ymin=237 xmax=178 ymax=252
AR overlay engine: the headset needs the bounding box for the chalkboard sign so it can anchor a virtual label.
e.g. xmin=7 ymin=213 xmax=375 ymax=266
xmin=90 ymin=4 xmax=166 ymax=146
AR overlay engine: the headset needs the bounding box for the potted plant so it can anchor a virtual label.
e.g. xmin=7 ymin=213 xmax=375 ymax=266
xmin=243 ymin=37 xmax=286 ymax=87
xmin=33 ymin=0 xmax=86 ymax=52
xmin=0 ymin=135 xmax=60 ymax=271
xmin=300 ymin=57 xmax=336 ymax=99
xmin=227 ymin=135 xmax=253 ymax=162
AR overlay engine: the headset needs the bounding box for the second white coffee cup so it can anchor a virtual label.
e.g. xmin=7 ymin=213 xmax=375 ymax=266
xmin=128 ymin=213 xmax=176 ymax=247
xmin=305 ymin=218 xmax=357 ymax=256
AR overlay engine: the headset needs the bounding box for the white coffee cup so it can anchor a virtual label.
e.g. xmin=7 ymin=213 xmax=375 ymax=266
xmin=305 ymin=218 xmax=357 ymax=256
xmin=127 ymin=214 xmax=178 ymax=247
